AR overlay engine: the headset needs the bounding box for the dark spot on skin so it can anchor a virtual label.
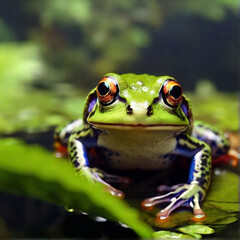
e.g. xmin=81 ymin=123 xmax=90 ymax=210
xmin=147 ymin=105 xmax=153 ymax=116
xmin=72 ymin=151 xmax=77 ymax=158
xmin=126 ymin=105 xmax=133 ymax=115
xmin=70 ymin=141 xmax=74 ymax=147
xmin=196 ymin=177 xmax=207 ymax=187
xmin=73 ymin=160 xmax=80 ymax=167
xmin=71 ymin=148 xmax=77 ymax=154
xmin=202 ymin=158 xmax=207 ymax=164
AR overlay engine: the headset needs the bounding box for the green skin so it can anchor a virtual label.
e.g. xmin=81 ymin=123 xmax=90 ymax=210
xmin=55 ymin=73 xmax=230 ymax=219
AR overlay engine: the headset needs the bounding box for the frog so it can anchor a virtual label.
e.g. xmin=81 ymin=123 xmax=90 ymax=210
xmin=54 ymin=73 xmax=230 ymax=220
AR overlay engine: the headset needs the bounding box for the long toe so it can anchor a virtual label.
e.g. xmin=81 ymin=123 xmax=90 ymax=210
xmin=157 ymin=183 xmax=185 ymax=192
xmin=156 ymin=197 xmax=188 ymax=220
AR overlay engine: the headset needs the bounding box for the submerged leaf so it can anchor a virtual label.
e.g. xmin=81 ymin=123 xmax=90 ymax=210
xmin=153 ymin=230 xmax=192 ymax=239
xmin=178 ymin=225 xmax=214 ymax=239
xmin=205 ymin=170 xmax=239 ymax=204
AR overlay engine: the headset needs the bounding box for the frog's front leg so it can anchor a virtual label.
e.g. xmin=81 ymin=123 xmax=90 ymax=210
xmin=142 ymin=134 xmax=211 ymax=220
xmin=55 ymin=119 xmax=84 ymax=146
xmin=69 ymin=129 xmax=128 ymax=198
xmin=54 ymin=119 xmax=85 ymax=157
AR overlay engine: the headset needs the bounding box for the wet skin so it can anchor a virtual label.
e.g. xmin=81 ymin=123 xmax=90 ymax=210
xmin=55 ymin=73 xmax=230 ymax=220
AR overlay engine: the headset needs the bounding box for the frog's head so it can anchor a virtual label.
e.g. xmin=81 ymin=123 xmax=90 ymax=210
xmin=85 ymin=73 xmax=191 ymax=131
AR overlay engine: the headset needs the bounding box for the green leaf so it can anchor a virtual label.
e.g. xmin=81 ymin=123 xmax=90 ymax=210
xmin=135 ymin=166 xmax=239 ymax=237
xmin=206 ymin=170 xmax=238 ymax=204
xmin=0 ymin=138 xmax=153 ymax=239
xmin=199 ymin=170 xmax=239 ymax=226
xmin=178 ymin=225 xmax=214 ymax=239
xmin=153 ymin=230 xmax=192 ymax=239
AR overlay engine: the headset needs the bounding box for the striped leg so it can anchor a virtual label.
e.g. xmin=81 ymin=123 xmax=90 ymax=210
xmin=54 ymin=119 xmax=83 ymax=146
xmin=142 ymin=135 xmax=211 ymax=220
xmin=54 ymin=119 xmax=84 ymax=157
xmin=69 ymin=136 xmax=125 ymax=198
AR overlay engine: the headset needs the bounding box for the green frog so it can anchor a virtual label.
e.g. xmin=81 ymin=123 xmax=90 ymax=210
xmin=55 ymin=73 xmax=230 ymax=220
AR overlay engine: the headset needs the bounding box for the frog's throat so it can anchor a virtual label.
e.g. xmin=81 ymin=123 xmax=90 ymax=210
xmin=90 ymin=122 xmax=188 ymax=131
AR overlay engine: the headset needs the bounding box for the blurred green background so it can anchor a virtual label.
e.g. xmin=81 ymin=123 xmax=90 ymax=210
xmin=0 ymin=1 xmax=239 ymax=238
xmin=0 ymin=0 xmax=238 ymax=134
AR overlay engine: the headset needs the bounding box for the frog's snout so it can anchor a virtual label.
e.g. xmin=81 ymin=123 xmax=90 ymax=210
xmin=127 ymin=100 xmax=152 ymax=117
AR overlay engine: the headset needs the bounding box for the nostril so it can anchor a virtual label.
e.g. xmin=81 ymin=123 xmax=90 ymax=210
xmin=126 ymin=105 xmax=133 ymax=115
xmin=147 ymin=106 xmax=153 ymax=116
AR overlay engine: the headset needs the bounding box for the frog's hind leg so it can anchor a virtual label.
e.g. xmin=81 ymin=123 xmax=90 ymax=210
xmin=192 ymin=121 xmax=230 ymax=158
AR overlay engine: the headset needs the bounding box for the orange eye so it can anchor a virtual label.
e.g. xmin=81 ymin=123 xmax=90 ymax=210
xmin=96 ymin=77 xmax=118 ymax=105
xmin=162 ymin=80 xmax=183 ymax=107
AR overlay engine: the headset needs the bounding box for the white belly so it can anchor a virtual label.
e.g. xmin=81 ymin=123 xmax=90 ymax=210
xmin=97 ymin=129 xmax=177 ymax=170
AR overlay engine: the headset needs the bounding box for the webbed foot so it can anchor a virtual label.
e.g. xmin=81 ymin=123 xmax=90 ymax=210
xmin=100 ymin=170 xmax=132 ymax=184
xmin=80 ymin=167 xmax=129 ymax=199
xmin=141 ymin=182 xmax=205 ymax=220
xmin=94 ymin=169 xmax=132 ymax=198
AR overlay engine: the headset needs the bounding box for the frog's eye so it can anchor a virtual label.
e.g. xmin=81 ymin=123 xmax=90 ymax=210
xmin=96 ymin=77 xmax=118 ymax=105
xmin=162 ymin=80 xmax=183 ymax=107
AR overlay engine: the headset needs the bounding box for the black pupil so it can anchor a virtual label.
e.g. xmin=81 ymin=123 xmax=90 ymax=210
xmin=169 ymin=85 xmax=182 ymax=99
xmin=98 ymin=82 xmax=110 ymax=96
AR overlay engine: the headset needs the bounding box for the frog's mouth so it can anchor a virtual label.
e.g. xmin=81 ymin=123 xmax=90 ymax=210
xmin=90 ymin=122 xmax=188 ymax=131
